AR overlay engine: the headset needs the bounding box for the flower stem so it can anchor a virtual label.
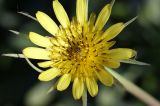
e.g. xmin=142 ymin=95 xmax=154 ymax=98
xmin=105 ymin=67 xmax=160 ymax=106
xmin=82 ymin=89 xmax=87 ymax=106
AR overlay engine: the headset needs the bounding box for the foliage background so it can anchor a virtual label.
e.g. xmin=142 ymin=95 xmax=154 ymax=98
xmin=0 ymin=0 xmax=160 ymax=106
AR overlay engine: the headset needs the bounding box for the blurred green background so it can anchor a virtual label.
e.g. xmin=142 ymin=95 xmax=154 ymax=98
xmin=0 ymin=0 xmax=160 ymax=106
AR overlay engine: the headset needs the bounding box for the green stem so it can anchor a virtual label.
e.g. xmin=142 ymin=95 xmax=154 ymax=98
xmin=82 ymin=89 xmax=87 ymax=106
xmin=105 ymin=67 xmax=160 ymax=106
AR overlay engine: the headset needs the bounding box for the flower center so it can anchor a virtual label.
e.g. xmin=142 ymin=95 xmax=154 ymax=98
xmin=67 ymin=42 xmax=89 ymax=63
xmin=49 ymin=19 xmax=109 ymax=77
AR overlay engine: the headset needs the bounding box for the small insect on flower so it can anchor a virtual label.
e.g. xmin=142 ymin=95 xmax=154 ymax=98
xmin=23 ymin=0 xmax=137 ymax=99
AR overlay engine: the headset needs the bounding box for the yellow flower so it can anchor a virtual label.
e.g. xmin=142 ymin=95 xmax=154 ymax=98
xmin=23 ymin=0 xmax=136 ymax=99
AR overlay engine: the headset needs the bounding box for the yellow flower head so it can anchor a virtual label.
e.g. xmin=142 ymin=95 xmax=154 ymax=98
xmin=23 ymin=0 xmax=136 ymax=99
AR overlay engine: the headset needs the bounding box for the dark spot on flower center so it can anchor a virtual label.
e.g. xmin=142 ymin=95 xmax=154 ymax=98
xmin=68 ymin=45 xmax=81 ymax=55
xmin=67 ymin=44 xmax=87 ymax=62
xmin=75 ymin=47 xmax=81 ymax=53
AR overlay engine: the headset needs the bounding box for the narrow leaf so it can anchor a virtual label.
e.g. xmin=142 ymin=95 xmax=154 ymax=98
xmin=120 ymin=59 xmax=150 ymax=66
xmin=105 ymin=67 xmax=160 ymax=106
xmin=9 ymin=30 xmax=20 ymax=35
xmin=18 ymin=11 xmax=37 ymax=21
xmin=2 ymin=53 xmax=24 ymax=58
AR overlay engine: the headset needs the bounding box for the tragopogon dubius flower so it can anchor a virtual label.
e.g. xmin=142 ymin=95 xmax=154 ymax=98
xmin=23 ymin=0 xmax=136 ymax=99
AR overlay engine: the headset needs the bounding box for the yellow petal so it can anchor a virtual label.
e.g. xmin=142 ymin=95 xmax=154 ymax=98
xmin=57 ymin=74 xmax=71 ymax=91
xmin=95 ymin=4 xmax=111 ymax=31
xmin=95 ymin=69 xmax=114 ymax=86
xmin=108 ymin=48 xmax=136 ymax=60
xmin=102 ymin=16 xmax=138 ymax=41
xmin=86 ymin=77 xmax=98 ymax=97
xmin=38 ymin=61 xmax=53 ymax=68
xmin=88 ymin=13 xmax=96 ymax=30
xmin=103 ymin=23 xmax=125 ymax=41
xmin=38 ymin=68 xmax=61 ymax=81
xmin=103 ymin=60 xmax=120 ymax=68
xmin=53 ymin=0 xmax=70 ymax=28
xmin=106 ymin=41 xmax=116 ymax=48
xmin=23 ymin=47 xmax=51 ymax=60
xmin=36 ymin=11 xmax=59 ymax=35
xmin=76 ymin=0 xmax=88 ymax=25
xmin=72 ymin=77 xmax=84 ymax=100
xmin=29 ymin=32 xmax=52 ymax=47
